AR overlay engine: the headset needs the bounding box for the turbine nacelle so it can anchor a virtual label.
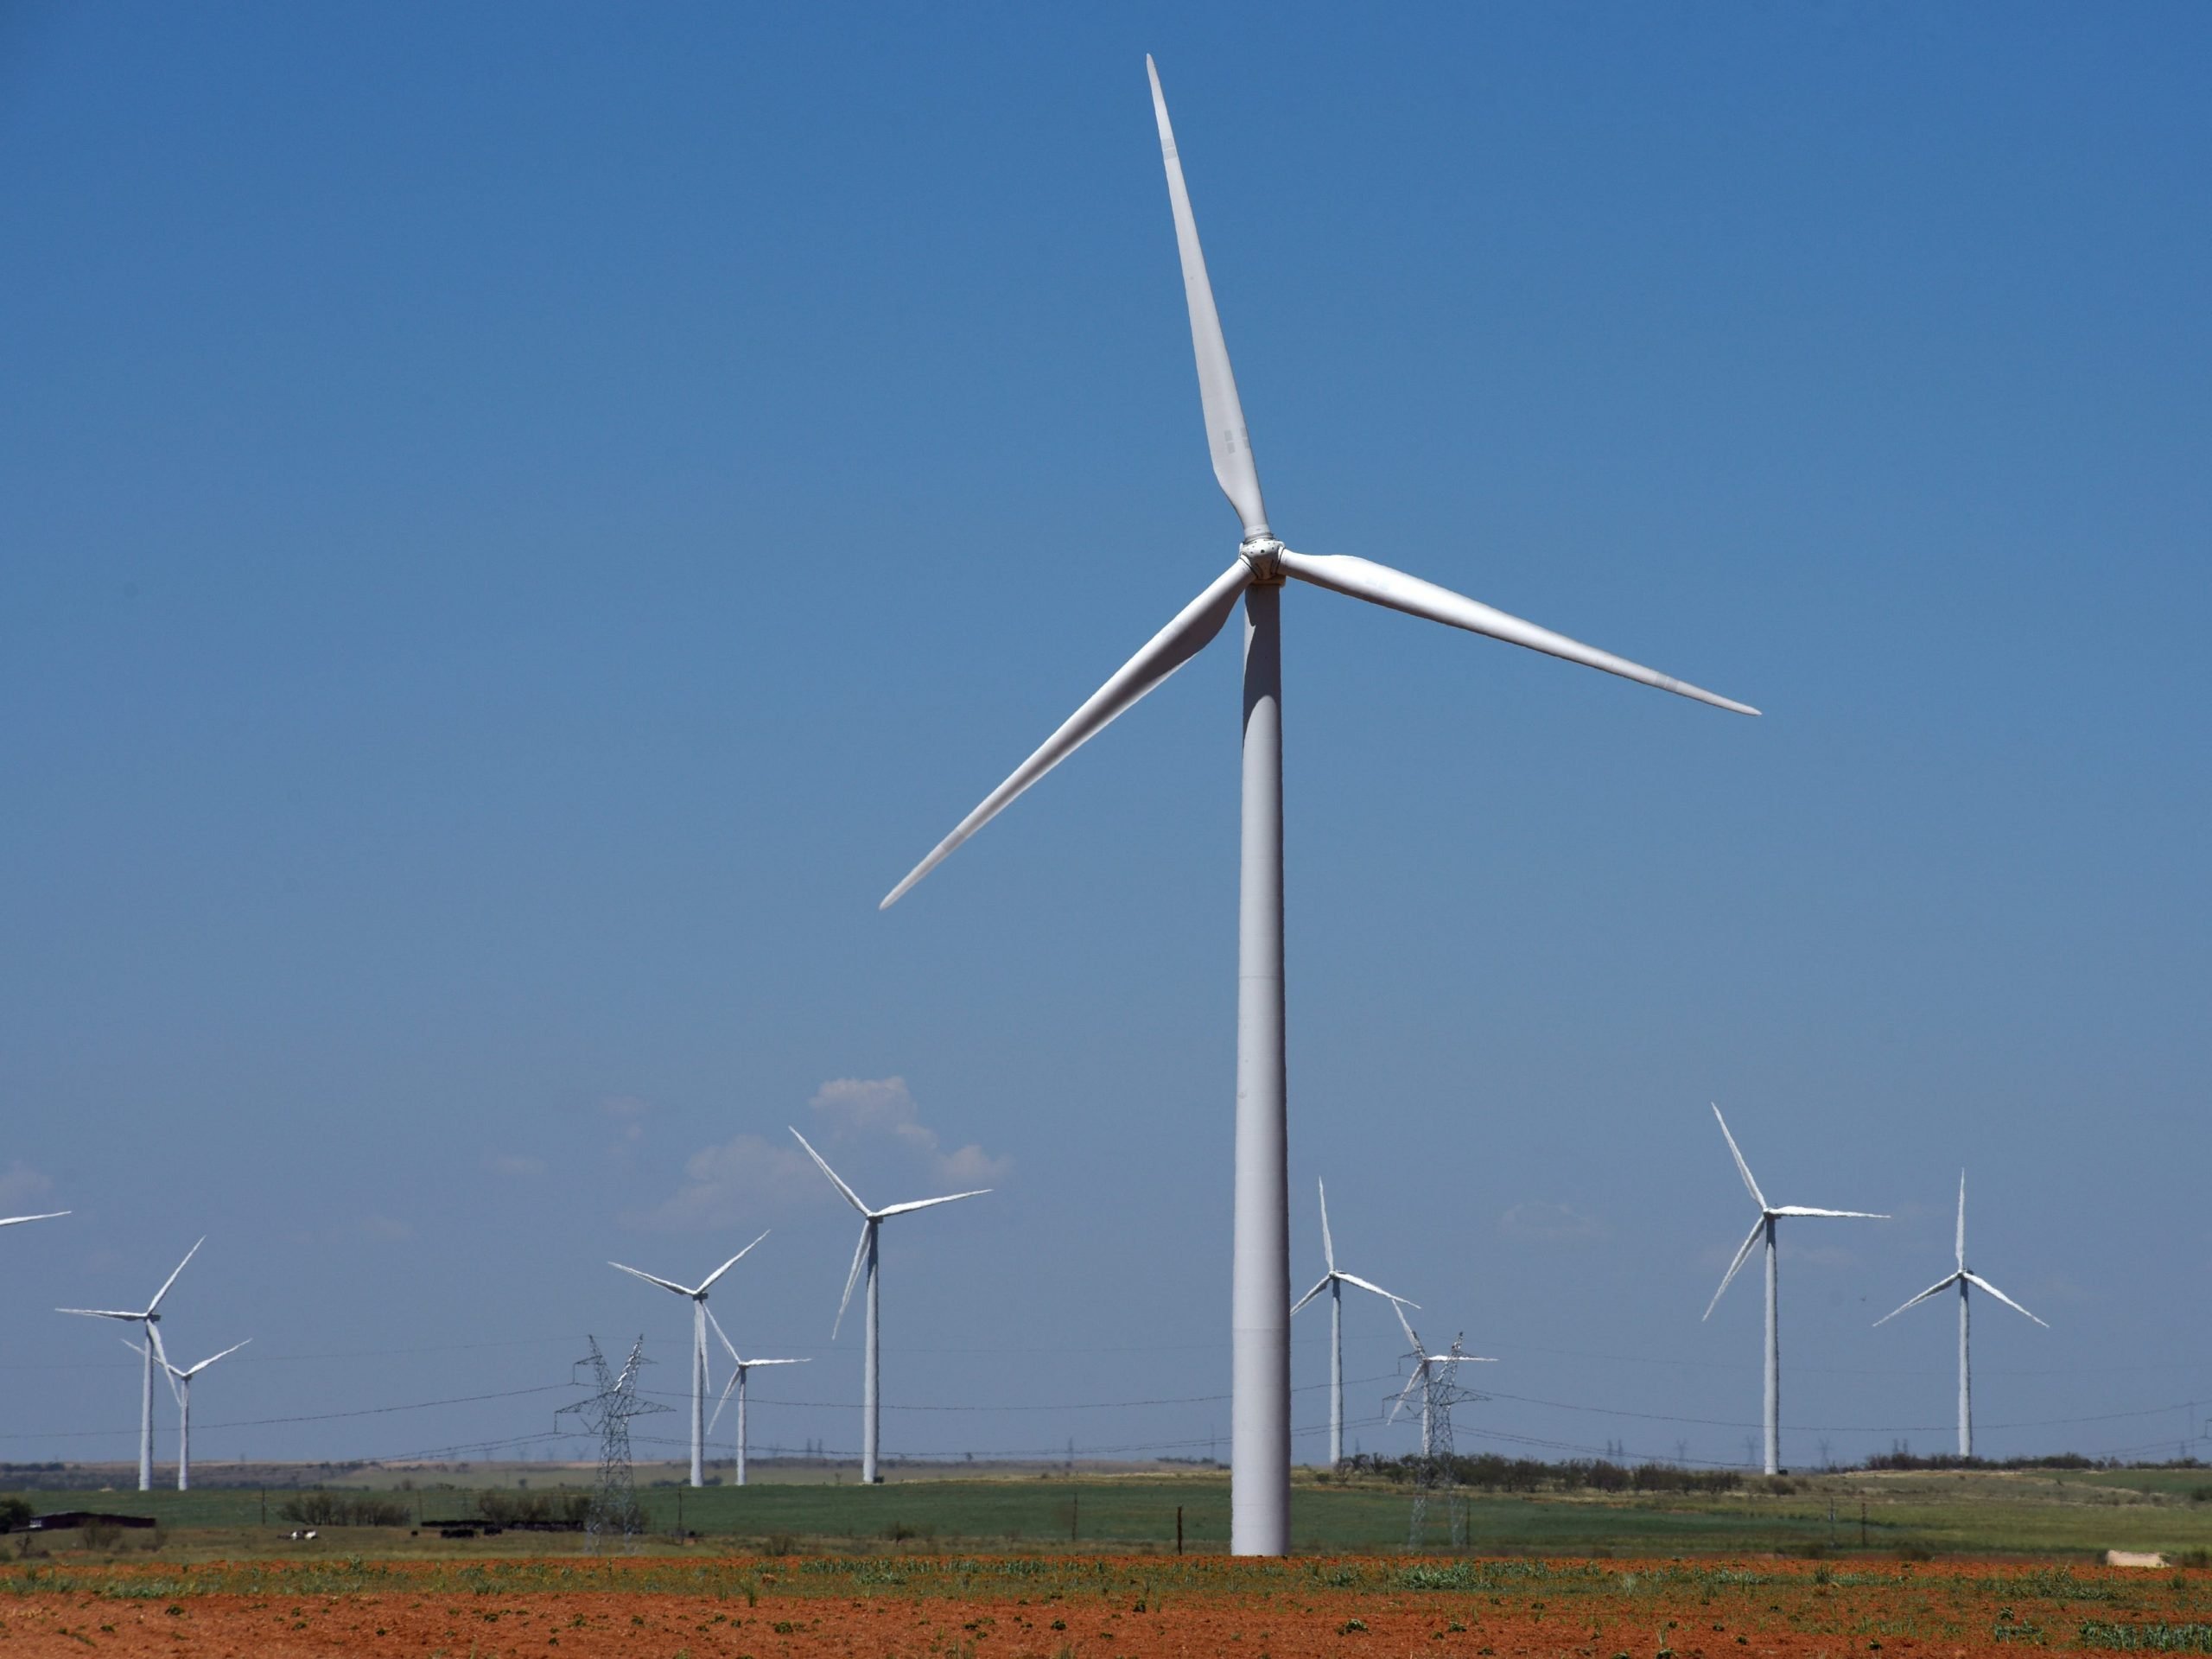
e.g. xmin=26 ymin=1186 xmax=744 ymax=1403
xmin=1238 ymin=537 xmax=1286 ymax=583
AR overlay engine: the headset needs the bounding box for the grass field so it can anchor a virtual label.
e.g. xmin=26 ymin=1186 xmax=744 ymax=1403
xmin=7 ymin=1465 xmax=2212 ymax=1562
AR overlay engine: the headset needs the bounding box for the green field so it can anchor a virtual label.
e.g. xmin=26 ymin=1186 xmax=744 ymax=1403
xmin=6 ymin=1465 xmax=2212 ymax=1562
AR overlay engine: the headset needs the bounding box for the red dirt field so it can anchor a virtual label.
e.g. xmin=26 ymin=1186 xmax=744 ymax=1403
xmin=1 ymin=1556 xmax=2205 ymax=1657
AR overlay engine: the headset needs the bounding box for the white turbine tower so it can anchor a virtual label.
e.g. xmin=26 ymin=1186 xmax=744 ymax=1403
xmin=1875 ymin=1171 xmax=2046 ymax=1459
xmin=130 ymin=1332 xmax=250 ymax=1492
xmin=879 ymin=56 xmax=1757 ymax=1554
xmin=1290 ymin=1179 xmax=1415 ymax=1468
xmin=59 ymin=1238 xmax=202 ymax=1492
xmin=791 ymin=1127 xmax=989 ymax=1487
xmin=705 ymin=1306 xmax=807 ymax=1487
xmin=608 ymin=1232 xmax=770 ymax=1487
xmin=1703 ymin=1106 xmax=1886 ymax=1475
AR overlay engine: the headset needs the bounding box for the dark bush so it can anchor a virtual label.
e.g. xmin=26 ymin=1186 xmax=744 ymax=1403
xmin=276 ymin=1490 xmax=410 ymax=1528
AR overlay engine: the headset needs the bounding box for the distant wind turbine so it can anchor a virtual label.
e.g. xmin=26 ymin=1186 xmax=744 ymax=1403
xmin=705 ymin=1306 xmax=807 ymax=1487
xmin=130 ymin=1331 xmax=250 ymax=1491
xmin=608 ymin=1232 xmax=769 ymax=1487
xmin=1703 ymin=1106 xmax=1886 ymax=1474
xmin=1875 ymin=1171 xmax=2046 ymax=1459
xmin=59 ymin=1237 xmax=203 ymax=1491
xmin=878 ymin=54 xmax=1757 ymax=1555
xmin=791 ymin=1127 xmax=988 ymax=1486
xmin=1387 ymin=1302 xmax=1495 ymax=1459
xmin=1290 ymin=1180 xmax=1415 ymax=1468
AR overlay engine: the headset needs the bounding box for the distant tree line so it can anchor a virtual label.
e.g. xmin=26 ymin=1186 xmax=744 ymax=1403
xmin=1339 ymin=1453 xmax=1743 ymax=1494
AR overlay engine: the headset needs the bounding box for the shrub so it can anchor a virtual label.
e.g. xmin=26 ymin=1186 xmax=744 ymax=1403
xmin=0 ymin=1497 xmax=31 ymax=1534
xmin=276 ymin=1490 xmax=410 ymax=1528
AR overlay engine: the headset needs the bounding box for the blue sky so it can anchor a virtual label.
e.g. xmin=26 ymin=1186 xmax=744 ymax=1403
xmin=3 ymin=3 xmax=2207 ymax=1475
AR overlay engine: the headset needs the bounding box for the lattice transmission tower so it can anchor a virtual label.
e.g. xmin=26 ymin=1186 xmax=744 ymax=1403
xmin=1390 ymin=1308 xmax=1491 ymax=1549
xmin=557 ymin=1335 xmax=667 ymax=1553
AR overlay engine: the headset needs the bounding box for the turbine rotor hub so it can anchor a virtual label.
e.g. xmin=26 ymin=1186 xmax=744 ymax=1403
xmin=1239 ymin=537 xmax=1286 ymax=584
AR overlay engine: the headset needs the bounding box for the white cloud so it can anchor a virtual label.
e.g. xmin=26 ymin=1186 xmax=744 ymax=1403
xmin=809 ymin=1077 xmax=1012 ymax=1189
xmin=1498 ymin=1200 xmax=1605 ymax=1243
xmin=486 ymin=1152 xmax=548 ymax=1179
xmin=359 ymin=1214 xmax=415 ymax=1243
xmin=0 ymin=1160 xmax=57 ymax=1212
xmin=636 ymin=1077 xmax=1008 ymax=1233
xmin=602 ymin=1095 xmax=650 ymax=1142
xmin=637 ymin=1132 xmax=819 ymax=1233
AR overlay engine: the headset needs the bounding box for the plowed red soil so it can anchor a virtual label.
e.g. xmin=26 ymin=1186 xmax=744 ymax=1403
xmin=3 ymin=1556 xmax=2204 ymax=1656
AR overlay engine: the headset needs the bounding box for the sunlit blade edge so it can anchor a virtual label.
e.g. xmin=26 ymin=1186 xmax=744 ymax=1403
xmin=1278 ymin=548 xmax=1759 ymax=715
xmin=1704 ymin=1216 xmax=1767 ymax=1320
xmin=881 ymin=561 xmax=1252 ymax=908
xmin=1874 ymin=1272 xmax=1961 ymax=1325
xmin=1964 ymin=1271 xmax=2049 ymax=1327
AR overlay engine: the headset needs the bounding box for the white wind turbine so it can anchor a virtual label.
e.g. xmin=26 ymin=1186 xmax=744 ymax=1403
xmin=1875 ymin=1171 xmax=2046 ymax=1459
xmin=1290 ymin=1179 xmax=1416 ymax=1469
xmin=879 ymin=55 xmax=1757 ymax=1554
xmin=59 ymin=1237 xmax=202 ymax=1492
xmin=129 ymin=1331 xmax=250 ymax=1491
xmin=791 ymin=1127 xmax=989 ymax=1486
xmin=608 ymin=1231 xmax=770 ymax=1487
xmin=1387 ymin=1301 xmax=1495 ymax=1459
xmin=705 ymin=1306 xmax=807 ymax=1487
xmin=1703 ymin=1105 xmax=1886 ymax=1474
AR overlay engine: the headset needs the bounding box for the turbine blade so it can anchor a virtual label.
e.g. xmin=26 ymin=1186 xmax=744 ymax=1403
xmin=1145 ymin=55 xmax=1268 ymax=539
xmin=1956 ymin=1170 xmax=1967 ymax=1270
xmin=1317 ymin=1179 xmax=1335 ymax=1273
xmin=705 ymin=1304 xmax=742 ymax=1366
xmin=0 ymin=1211 xmax=70 ymax=1228
xmin=696 ymin=1230 xmax=771 ymax=1296
xmin=1289 ymin=1273 xmax=1333 ymax=1316
xmin=1434 ymin=1354 xmax=1499 ymax=1363
xmin=189 ymin=1338 xmax=251 ymax=1376
xmin=789 ymin=1128 xmax=872 ymax=1215
xmin=1391 ymin=1298 xmax=1421 ymax=1352
xmin=1275 ymin=548 xmax=1758 ymax=715
xmin=1704 ymin=1216 xmax=1766 ymax=1320
xmin=1770 ymin=1206 xmax=1890 ymax=1219
xmin=879 ymin=560 xmax=1251 ymax=908
xmin=1964 ymin=1271 xmax=2050 ymax=1328
xmin=708 ymin=1370 xmax=741 ymax=1435
xmin=146 ymin=1237 xmax=204 ymax=1318
xmin=1337 ymin=1272 xmax=1417 ymax=1307
xmin=747 ymin=1357 xmax=809 ymax=1366
xmin=833 ymin=1222 xmax=871 ymax=1340
xmin=874 ymin=1189 xmax=990 ymax=1219
xmin=1873 ymin=1271 xmax=1961 ymax=1326
xmin=608 ymin=1262 xmax=694 ymax=1298
xmin=1710 ymin=1105 xmax=1768 ymax=1211
xmin=1387 ymin=1366 xmax=1424 ymax=1425
xmin=57 ymin=1308 xmax=143 ymax=1321
xmin=128 ymin=1337 xmax=185 ymax=1405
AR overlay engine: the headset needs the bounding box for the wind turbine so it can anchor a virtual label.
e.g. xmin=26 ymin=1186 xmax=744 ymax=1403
xmin=59 ymin=1238 xmax=202 ymax=1492
xmin=608 ymin=1231 xmax=769 ymax=1487
xmin=790 ymin=1127 xmax=988 ymax=1486
xmin=1875 ymin=1171 xmax=2046 ymax=1459
xmin=877 ymin=56 xmax=1758 ymax=1554
xmin=129 ymin=1331 xmax=250 ymax=1491
xmin=705 ymin=1306 xmax=807 ymax=1486
xmin=1703 ymin=1105 xmax=1886 ymax=1474
xmin=1290 ymin=1179 xmax=1415 ymax=1469
xmin=1387 ymin=1302 xmax=1495 ymax=1459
